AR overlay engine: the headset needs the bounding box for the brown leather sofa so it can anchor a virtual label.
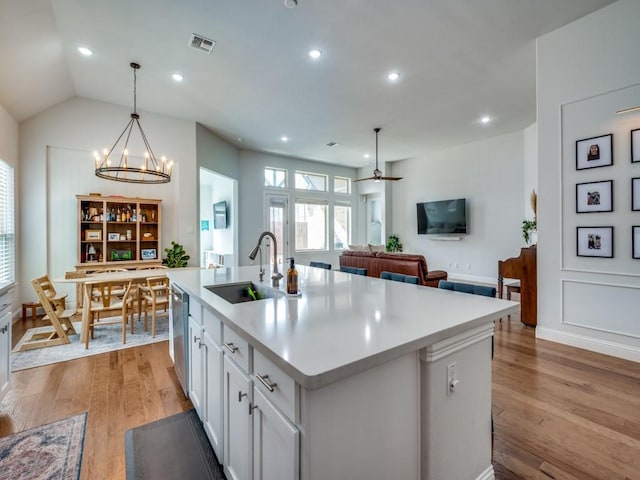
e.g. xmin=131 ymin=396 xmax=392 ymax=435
xmin=339 ymin=251 xmax=447 ymax=287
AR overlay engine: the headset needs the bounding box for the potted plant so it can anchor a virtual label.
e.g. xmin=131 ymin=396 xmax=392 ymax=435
xmin=522 ymin=189 xmax=537 ymax=246
xmin=386 ymin=234 xmax=403 ymax=253
xmin=162 ymin=241 xmax=190 ymax=268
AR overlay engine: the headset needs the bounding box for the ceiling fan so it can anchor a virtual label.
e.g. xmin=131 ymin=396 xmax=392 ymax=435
xmin=354 ymin=127 xmax=403 ymax=183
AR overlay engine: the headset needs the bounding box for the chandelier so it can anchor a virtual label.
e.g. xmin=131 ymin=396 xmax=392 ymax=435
xmin=94 ymin=62 xmax=173 ymax=184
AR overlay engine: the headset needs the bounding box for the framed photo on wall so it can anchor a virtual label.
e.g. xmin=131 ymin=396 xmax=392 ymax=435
xmin=576 ymin=226 xmax=614 ymax=258
xmin=633 ymin=178 xmax=640 ymax=211
xmin=632 ymin=128 xmax=640 ymax=163
xmin=633 ymin=226 xmax=640 ymax=259
xmin=576 ymin=134 xmax=613 ymax=170
xmin=576 ymin=180 xmax=613 ymax=213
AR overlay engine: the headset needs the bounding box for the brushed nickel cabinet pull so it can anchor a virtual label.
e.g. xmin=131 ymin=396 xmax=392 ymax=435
xmin=224 ymin=342 xmax=239 ymax=353
xmin=256 ymin=373 xmax=278 ymax=392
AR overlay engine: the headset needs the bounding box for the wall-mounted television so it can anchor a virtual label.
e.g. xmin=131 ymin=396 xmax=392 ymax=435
xmin=417 ymin=198 xmax=467 ymax=235
xmin=213 ymin=201 xmax=228 ymax=229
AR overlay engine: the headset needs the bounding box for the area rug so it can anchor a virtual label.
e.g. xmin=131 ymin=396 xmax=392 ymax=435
xmin=125 ymin=409 xmax=224 ymax=480
xmin=0 ymin=412 xmax=87 ymax=480
xmin=11 ymin=315 xmax=169 ymax=372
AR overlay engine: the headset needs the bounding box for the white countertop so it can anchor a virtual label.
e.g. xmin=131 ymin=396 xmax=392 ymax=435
xmin=169 ymin=266 xmax=518 ymax=390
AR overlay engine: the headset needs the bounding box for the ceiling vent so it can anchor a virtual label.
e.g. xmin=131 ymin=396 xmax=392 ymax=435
xmin=326 ymin=141 xmax=339 ymax=147
xmin=189 ymin=34 xmax=216 ymax=53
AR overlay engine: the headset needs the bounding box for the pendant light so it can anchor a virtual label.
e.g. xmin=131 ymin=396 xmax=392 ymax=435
xmin=93 ymin=62 xmax=173 ymax=184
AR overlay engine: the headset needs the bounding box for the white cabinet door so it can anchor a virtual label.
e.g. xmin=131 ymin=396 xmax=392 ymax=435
xmin=224 ymin=356 xmax=252 ymax=480
xmin=252 ymin=387 xmax=299 ymax=480
xmin=203 ymin=328 xmax=223 ymax=460
xmin=188 ymin=316 xmax=204 ymax=415
xmin=0 ymin=311 xmax=10 ymax=402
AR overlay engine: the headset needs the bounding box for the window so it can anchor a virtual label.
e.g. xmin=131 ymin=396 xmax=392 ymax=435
xmin=334 ymin=176 xmax=351 ymax=194
xmin=265 ymin=167 xmax=287 ymax=188
xmin=295 ymin=200 xmax=327 ymax=250
xmin=295 ymin=171 xmax=327 ymax=191
xmin=334 ymin=203 xmax=351 ymax=249
xmin=0 ymin=160 xmax=15 ymax=291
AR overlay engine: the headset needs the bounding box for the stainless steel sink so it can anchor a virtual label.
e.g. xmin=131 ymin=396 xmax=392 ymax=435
xmin=204 ymin=282 xmax=281 ymax=304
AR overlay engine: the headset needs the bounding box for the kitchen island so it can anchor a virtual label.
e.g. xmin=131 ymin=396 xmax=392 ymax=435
xmin=168 ymin=265 xmax=518 ymax=480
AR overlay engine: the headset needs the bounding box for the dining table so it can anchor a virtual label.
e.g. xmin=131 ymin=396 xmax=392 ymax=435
xmin=54 ymin=268 xmax=172 ymax=343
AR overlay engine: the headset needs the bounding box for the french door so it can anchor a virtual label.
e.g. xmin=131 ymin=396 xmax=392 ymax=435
xmin=264 ymin=194 xmax=289 ymax=267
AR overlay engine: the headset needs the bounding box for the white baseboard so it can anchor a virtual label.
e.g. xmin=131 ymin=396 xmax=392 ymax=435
xmin=447 ymin=273 xmax=497 ymax=286
xmin=536 ymin=326 xmax=640 ymax=363
xmin=476 ymin=465 xmax=495 ymax=480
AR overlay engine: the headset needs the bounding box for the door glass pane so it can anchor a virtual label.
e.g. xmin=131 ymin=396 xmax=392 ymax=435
xmin=334 ymin=205 xmax=351 ymax=249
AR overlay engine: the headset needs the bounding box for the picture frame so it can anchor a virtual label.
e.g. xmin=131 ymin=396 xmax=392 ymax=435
xmin=632 ymin=128 xmax=640 ymax=163
xmin=575 ymin=180 xmax=613 ymax=213
xmin=107 ymin=232 xmax=120 ymax=241
xmin=633 ymin=178 xmax=640 ymax=211
xmin=84 ymin=229 xmax=102 ymax=241
xmin=576 ymin=133 xmax=613 ymax=170
xmin=576 ymin=226 xmax=613 ymax=258
xmin=633 ymin=226 xmax=640 ymax=259
xmin=111 ymin=249 xmax=132 ymax=261
xmin=141 ymin=248 xmax=157 ymax=260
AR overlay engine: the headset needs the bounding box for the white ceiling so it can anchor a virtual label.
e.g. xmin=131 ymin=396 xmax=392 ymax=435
xmin=0 ymin=0 xmax=615 ymax=168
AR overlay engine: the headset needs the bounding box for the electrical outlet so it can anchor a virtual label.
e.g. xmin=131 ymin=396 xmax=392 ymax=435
xmin=447 ymin=362 xmax=458 ymax=395
xmin=454 ymin=263 xmax=459 ymax=269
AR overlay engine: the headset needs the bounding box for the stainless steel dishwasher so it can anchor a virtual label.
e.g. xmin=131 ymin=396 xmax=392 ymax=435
xmin=170 ymin=283 xmax=189 ymax=396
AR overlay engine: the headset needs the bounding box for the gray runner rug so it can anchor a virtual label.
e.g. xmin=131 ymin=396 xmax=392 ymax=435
xmin=125 ymin=409 xmax=224 ymax=480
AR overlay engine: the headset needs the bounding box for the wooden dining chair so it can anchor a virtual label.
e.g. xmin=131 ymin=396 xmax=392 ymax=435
xmin=84 ymin=279 xmax=134 ymax=349
xmin=18 ymin=277 xmax=78 ymax=351
xmin=31 ymin=274 xmax=68 ymax=318
xmin=139 ymin=276 xmax=170 ymax=337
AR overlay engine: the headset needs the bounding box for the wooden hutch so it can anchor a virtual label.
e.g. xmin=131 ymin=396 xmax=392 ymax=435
xmin=76 ymin=194 xmax=162 ymax=271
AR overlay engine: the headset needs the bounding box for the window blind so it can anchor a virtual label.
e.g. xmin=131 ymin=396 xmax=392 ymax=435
xmin=0 ymin=160 xmax=15 ymax=290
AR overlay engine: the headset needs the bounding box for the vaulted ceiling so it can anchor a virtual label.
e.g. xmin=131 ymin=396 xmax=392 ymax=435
xmin=0 ymin=0 xmax=615 ymax=167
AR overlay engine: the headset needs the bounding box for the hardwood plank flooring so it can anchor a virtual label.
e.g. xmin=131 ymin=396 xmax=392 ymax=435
xmin=3 ymin=312 xmax=640 ymax=479
xmin=0 ymin=339 xmax=191 ymax=480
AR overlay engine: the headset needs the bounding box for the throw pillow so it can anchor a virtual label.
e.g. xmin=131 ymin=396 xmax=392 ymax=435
xmin=368 ymin=244 xmax=386 ymax=253
xmin=348 ymin=244 xmax=370 ymax=252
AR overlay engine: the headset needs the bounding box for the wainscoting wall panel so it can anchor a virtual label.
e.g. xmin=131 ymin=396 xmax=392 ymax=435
xmin=562 ymin=279 xmax=640 ymax=339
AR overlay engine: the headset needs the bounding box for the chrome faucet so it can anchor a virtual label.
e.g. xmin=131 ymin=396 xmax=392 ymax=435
xmin=249 ymin=231 xmax=283 ymax=287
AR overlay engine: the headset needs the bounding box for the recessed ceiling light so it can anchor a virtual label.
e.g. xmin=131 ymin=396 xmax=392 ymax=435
xmin=237 ymin=137 xmax=243 ymax=142
xmin=480 ymin=115 xmax=491 ymax=124
xmin=363 ymin=153 xmax=370 ymax=159
xmin=387 ymin=71 xmax=400 ymax=82
xmin=172 ymin=73 xmax=184 ymax=82
xmin=281 ymin=136 xmax=289 ymax=142
xmin=77 ymin=47 xmax=93 ymax=56
xmin=309 ymin=49 xmax=322 ymax=59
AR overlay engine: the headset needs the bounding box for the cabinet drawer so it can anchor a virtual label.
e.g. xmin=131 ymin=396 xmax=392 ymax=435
xmin=202 ymin=307 xmax=222 ymax=345
xmin=222 ymin=325 xmax=250 ymax=372
xmin=253 ymin=349 xmax=296 ymax=420
xmin=189 ymin=297 xmax=202 ymax=325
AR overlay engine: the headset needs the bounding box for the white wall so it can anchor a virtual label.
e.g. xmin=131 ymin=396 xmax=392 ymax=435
xmin=0 ymin=103 xmax=19 ymax=318
xmin=537 ymin=0 xmax=640 ymax=361
xmin=200 ymin=168 xmax=236 ymax=267
xmin=392 ymin=130 xmax=526 ymax=282
xmin=19 ymin=97 xmax=197 ymax=303
xmin=523 ymin=122 xmax=538 ymax=219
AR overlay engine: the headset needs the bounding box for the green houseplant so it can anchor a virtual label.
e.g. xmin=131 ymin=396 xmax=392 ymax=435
xmin=163 ymin=241 xmax=190 ymax=268
xmin=522 ymin=189 xmax=538 ymax=245
xmin=386 ymin=234 xmax=403 ymax=253
xmin=522 ymin=219 xmax=537 ymax=245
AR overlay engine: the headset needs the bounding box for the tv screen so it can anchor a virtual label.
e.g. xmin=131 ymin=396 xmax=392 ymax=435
xmin=417 ymin=198 xmax=467 ymax=234
xmin=213 ymin=201 xmax=227 ymax=229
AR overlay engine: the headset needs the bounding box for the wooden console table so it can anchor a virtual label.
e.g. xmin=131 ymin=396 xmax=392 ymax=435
xmin=498 ymin=246 xmax=537 ymax=327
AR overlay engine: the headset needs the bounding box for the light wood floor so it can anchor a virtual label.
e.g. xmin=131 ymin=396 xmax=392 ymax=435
xmin=3 ymin=313 xmax=640 ymax=479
